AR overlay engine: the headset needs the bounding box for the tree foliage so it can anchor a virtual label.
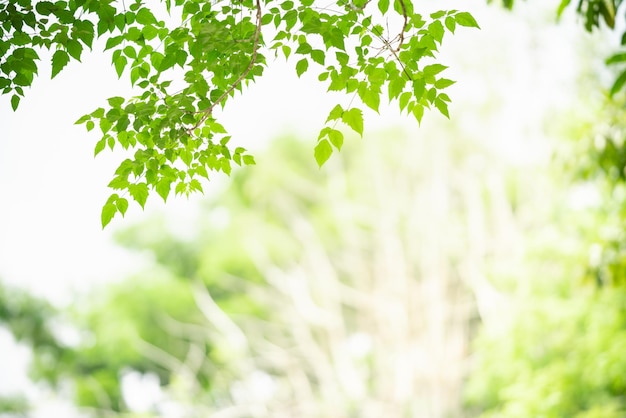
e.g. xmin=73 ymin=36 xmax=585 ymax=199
xmin=0 ymin=0 xmax=478 ymax=227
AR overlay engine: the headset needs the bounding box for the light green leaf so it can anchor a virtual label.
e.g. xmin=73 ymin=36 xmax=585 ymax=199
xmin=101 ymin=195 xmax=119 ymax=228
xmin=326 ymin=104 xmax=344 ymax=122
xmin=116 ymin=197 xmax=129 ymax=215
xmin=434 ymin=78 xmax=455 ymax=89
xmin=388 ymin=76 xmax=406 ymax=99
xmin=129 ymin=183 xmax=149 ymax=208
xmin=113 ymin=54 xmax=127 ymax=78
xmin=156 ymin=179 xmax=172 ymax=201
xmin=314 ymin=139 xmax=333 ymax=167
xmin=412 ymin=104 xmax=424 ymax=124
xmin=378 ymin=0 xmax=389 ymax=14
xmin=243 ymin=155 xmax=256 ymax=165
xmin=136 ymin=8 xmax=157 ymax=25
xmin=454 ymin=12 xmax=480 ymax=29
xmin=423 ymin=64 xmax=448 ymax=76
xmin=94 ymin=138 xmax=106 ymax=156
xmin=342 ymin=107 xmax=364 ymax=136
xmin=434 ymin=98 xmax=449 ymax=118
xmin=328 ymin=129 xmax=344 ymax=150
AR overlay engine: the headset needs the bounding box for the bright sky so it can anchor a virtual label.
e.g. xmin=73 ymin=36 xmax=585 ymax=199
xmin=0 ymin=1 xmax=605 ymax=409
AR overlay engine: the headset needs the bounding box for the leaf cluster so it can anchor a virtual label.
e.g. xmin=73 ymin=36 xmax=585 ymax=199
xmin=1 ymin=0 xmax=478 ymax=226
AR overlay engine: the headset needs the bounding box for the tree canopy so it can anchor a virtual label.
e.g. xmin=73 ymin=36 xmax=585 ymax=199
xmin=3 ymin=0 xmax=626 ymax=227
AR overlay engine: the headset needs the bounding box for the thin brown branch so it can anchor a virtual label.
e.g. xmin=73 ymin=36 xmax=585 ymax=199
xmin=394 ymin=0 xmax=408 ymax=52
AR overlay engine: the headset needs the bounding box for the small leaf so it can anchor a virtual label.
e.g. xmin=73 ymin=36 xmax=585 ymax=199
xmin=156 ymin=179 xmax=172 ymax=201
xmin=378 ymin=0 xmax=390 ymax=15
xmin=10 ymin=95 xmax=20 ymax=111
xmin=51 ymin=50 xmax=70 ymax=78
xmin=113 ymin=54 xmax=128 ymax=78
xmin=326 ymin=104 xmax=344 ymax=122
xmin=242 ymin=155 xmax=255 ymax=165
xmin=314 ymin=139 xmax=333 ymax=167
xmin=445 ymin=16 xmax=456 ymax=33
xmin=66 ymin=39 xmax=83 ymax=60
xmin=454 ymin=12 xmax=480 ymax=29
xmin=606 ymin=52 xmax=626 ymax=65
xmin=423 ymin=64 xmax=448 ymax=76
xmin=610 ymin=70 xmax=626 ymax=96
xmin=129 ymin=183 xmax=149 ymax=208
xmin=412 ymin=104 xmax=424 ymax=124
xmin=434 ymin=98 xmax=449 ymax=118
xmin=342 ymin=107 xmax=364 ymax=136
xmin=116 ymin=197 xmax=129 ymax=215
xmin=101 ymin=196 xmax=118 ymax=228
xmin=328 ymin=129 xmax=344 ymax=150
xmin=94 ymin=138 xmax=106 ymax=156
xmin=434 ymin=78 xmax=455 ymax=89
xmin=296 ymin=58 xmax=308 ymax=77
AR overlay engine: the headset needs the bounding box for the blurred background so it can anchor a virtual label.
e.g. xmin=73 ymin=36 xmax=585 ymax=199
xmin=3 ymin=0 xmax=626 ymax=416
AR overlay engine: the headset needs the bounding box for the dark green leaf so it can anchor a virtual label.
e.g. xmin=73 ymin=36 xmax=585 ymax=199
xmin=51 ymin=50 xmax=70 ymax=79
xmin=10 ymin=95 xmax=20 ymax=111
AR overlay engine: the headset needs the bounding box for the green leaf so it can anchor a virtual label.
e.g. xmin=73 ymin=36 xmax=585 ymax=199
xmin=434 ymin=98 xmax=449 ymax=118
xmin=454 ymin=12 xmax=480 ymax=29
xmin=358 ymin=83 xmax=380 ymax=112
xmin=310 ymin=49 xmax=325 ymax=65
xmin=423 ymin=64 xmax=448 ymax=76
xmin=116 ymin=197 xmax=129 ymax=215
xmin=104 ymin=36 xmax=124 ymax=51
xmin=128 ymin=183 xmax=149 ymax=208
xmin=101 ymin=195 xmax=118 ymax=228
xmin=388 ymin=76 xmax=406 ymax=99
xmin=66 ymin=39 xmax=83 ymax=60
xmin=412 ymin=104 xmax=424 ymax=124
xmin=342 ymin=107 xmax=364 ymax=136
xmin=136 ymin=8 xmax=157 ymax=25
xmin=242 ymin=155 xmax=255 ymax=165
xmin=51 ymin=50 xmax=70 ymax=78
xmin=428 ymin=20 xmax=445 ymax=43
xmin=378 ymin=0 xmax=390 ymax=14
xmin=94 ymin=138 xmax=106 ymax=156
xmin=314 ymin=139 xmax=332 ymax=167
xmin=156 ymin=179 xmax=172 ymax=201
xmin=606 ymin=52 xmax=626 ymax=65
xmin=610 ymin=70 xmax=626 ymax=96
xmin=445 ymin=16 xmax=456 ymax=33
xmin=412 ymin=78 xmax=425 ymax=100
xmin=326 ymin=104 xmax=344 ymax=122
xmin=107 ymin=96 xmax=125 ymax=107
xmin=296 ymin=58 xmax=308 ymax=77
xmin=113 ymin=54 xmax=127 ymax=78
xmin=434 ymin=78 xmax=455 ymax=89
xmin=10 ymin=95 xmax=20 ymax=111
xmin=328 ymin=129 xmax=344 ymax=150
